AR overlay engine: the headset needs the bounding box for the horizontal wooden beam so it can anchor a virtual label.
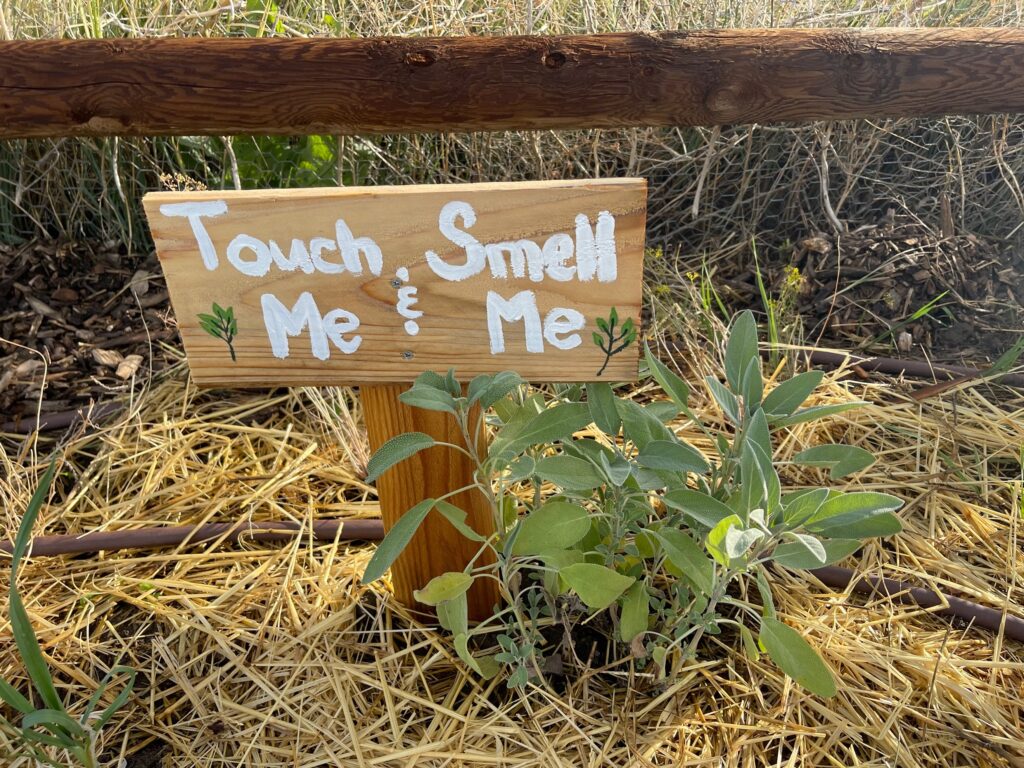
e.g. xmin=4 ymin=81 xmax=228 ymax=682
xmin=3 ymin=29 xmax=1024 ymax=138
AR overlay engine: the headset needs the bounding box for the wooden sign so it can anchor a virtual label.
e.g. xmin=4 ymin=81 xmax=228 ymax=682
xmin=143 ymin=180 xmax=647 ymax=385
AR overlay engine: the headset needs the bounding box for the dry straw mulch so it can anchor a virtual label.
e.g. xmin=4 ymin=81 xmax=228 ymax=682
xmin=1 ymin=341 xmax=1023 ymax=767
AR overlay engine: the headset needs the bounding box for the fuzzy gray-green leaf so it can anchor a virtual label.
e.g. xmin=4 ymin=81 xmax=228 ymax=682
xmin=361 ymin=498 xmax=434 ymax=583
xmin=365 ymin=432 xmax=436 ymax=483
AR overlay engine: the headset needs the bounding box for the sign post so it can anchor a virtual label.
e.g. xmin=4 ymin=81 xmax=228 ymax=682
xmin=144 ymin=179 xmax=647 ymax=619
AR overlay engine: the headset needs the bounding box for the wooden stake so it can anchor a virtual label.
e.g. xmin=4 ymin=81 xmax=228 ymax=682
xmin=362 ymin=384 xmax=498 ymax=621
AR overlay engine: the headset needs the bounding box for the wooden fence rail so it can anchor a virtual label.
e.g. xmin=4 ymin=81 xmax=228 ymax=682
xmin=3 ymin=29 xmax=1024 ymax=138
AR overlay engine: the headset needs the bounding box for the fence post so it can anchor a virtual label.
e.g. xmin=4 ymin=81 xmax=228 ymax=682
xmin=362 ymin=384 xmax=498 ymax=620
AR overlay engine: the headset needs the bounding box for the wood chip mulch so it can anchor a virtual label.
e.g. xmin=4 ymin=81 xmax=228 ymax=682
xmin=0 ymin=240 xmax=178 ymax=428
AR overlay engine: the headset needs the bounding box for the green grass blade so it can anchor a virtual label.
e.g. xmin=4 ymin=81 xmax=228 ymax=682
xmin=8 ymin=459 xmax=64 ymax=712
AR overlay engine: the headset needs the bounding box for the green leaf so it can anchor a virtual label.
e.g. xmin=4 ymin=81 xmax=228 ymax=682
xmin=705 ymin=376 xmax=741 ymax=425
xmin=705 ymin=514 xmax=743 ymax=567
xmin=560 ymin=564 xmax=635 ymax=611
xmin=436 ymin=591 xmax=469 ymax=635
xmin=781 ymin=488 xmax=831 ymax=528
xmin=365 ymin=432 xmax=436 ymax=483
xmin=636 ymin=440 xmax=710 ymax=474
xmin=399 ymin=386 xmax=459 ymax=415
xmin=504 ymin=456 xmax=536 ymax=483
xmin=476 ymin=371 xmax=524 ymax=409
xmin=808 ymin=512 xmax=903 ymax=540
xmin=806 ymin=492 xmax=904 ymax=527
xmin=435 ymin=501 xmax=486 ymax=542
xmin=662 ymin=489 xmax=736 ymax=529
xmin=499 ymin=403 xmax=592 ymax=455
xmin=740 ymin=355 xmax=764 ymax=411
xmin=9 ymin=460 xmax=63 ymax=713
xmin=772 ymin=538 xmax=861 ymax=569
xmin=414 ymin=571 xmax=473 ymax=606
xmin=656 ymin=529 xmax=715 ymax=594
xmin=644 ymin=344 xmax=690 ymax=411
xmin=646 ymin=401 xmax=681 ymax=423
xmin=616 ymin=398 xmax=674 ymax=450
xmin=413 ymin=370 xmax=447 ymax=391
xmin=587 ymin=382 xmax=621 ymax=436
xmin=759 ymin=617 xmax=836 ymax=697
xmin=782 ymin=532 xmax=827 ymax=564
xmin=792 ymin=444 xmax=876 ymax=479
xmin=724 ymin=525 xmax=764 ymax=560
xmin=361 ymin=498 xmax=434 ymax=583
xmin=725 ymin=310 xmax=759 ymax=394
xmin=454 ymin=633 xmax=482 ymax=674
xmin=771 ymin=402 xmax=867 ymax=428
xmin=598 ymin=451 xmax=632 ymax=487
xmin=740 ymin=624 xmax=760 ymax=661
xmin=22 ymin=708 xmax=85 ymax=740
xmin=87 ymin=666 xmax=136 ymax=730
xmin=512 ymin=500 xmax=590 ymax=556
xmin=619 ymin=582 xmax=649 ymax=643
xmin=0 ymin=677 xmax=33 ymax=715
xmin=534 ymin=455 xmax=605 ymax=492
xmin=762 ymin=370 xmax=824 ymax=417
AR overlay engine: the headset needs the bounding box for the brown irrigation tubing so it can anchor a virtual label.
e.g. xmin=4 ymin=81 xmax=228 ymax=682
xmin=3 ymin=518 xmax=1022 ymax=643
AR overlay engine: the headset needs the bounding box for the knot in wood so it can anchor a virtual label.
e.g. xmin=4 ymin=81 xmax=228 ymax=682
xmin=543 ymin=50 xmax=567 ymax=69
xmin=404 ymin=50 xmax=436 ymax=67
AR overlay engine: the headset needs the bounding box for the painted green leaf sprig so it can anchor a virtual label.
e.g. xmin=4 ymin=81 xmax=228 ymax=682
xmin=592 ymin=307 xmax=637 ymax=377
xmin=198 ymin=303 xmax=238 ymax=362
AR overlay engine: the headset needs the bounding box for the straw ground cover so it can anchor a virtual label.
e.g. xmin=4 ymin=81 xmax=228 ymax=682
xmin=2 ymin=303 xmax=1023 ymax=765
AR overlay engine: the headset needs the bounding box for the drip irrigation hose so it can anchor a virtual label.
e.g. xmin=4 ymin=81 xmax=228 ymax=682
xmin=3 ymin=518 xmax=1022 ymax=643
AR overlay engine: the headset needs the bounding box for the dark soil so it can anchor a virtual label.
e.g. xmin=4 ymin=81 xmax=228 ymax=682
xmin=0 ymin=240 xmax=179 ymax=428
xmin=719 ymin=210 xmax=1023 ymax=365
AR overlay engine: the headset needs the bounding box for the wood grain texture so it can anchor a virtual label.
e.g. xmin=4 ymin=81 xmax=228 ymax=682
xmin=4 ymin=29 xmax=1024 ymax=138
xmin=143 ymin=180 xmax=647 ymax=385
xmin=362 ymin=383 xmax=498 ymax=620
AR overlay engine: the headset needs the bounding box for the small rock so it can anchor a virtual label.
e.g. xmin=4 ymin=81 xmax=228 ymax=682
xmin=897 ymin=331 xmax=913 ymax=353
xmin=92 ymin=348 xmax=124 ymax=368
xmin=129 ymin=270 xmax=152 ymax=297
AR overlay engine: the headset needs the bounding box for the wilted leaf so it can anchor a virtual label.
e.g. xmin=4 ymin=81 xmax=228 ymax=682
xmin=414 ymin=571 xmax=473 ymax=606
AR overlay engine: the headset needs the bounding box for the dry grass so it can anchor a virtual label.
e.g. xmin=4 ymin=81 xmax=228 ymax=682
xmin=2 ymin=0 xmax=1024 ymax=261
xmin=2 ymin=314 xmax=1023 ymax=766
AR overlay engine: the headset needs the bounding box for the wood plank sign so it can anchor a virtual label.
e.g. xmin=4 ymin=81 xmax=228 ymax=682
xmin=143 ymin=180 xmax=647 ymax=385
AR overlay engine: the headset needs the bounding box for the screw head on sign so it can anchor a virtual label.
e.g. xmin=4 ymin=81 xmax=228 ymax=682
xmin=402 ymin=350 xmax=414 ymax=360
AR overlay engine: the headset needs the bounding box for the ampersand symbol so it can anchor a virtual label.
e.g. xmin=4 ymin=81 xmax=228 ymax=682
xmin=393 ymin=267 xmax=423 ymax=336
